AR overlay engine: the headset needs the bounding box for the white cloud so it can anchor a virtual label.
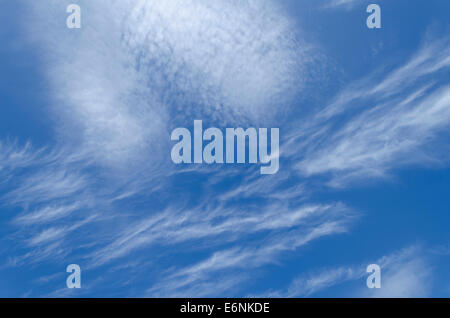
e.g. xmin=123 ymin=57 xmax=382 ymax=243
xmin=146 ymin=214 xmax=353 ymax=296
xmin=14 ymin=203 xmax=82 ymax=225
xmin=259 ymin=246 xmax=433 ymax=298
xmin=3 ymin=0 xmax=447 ymax=298
xmin=323 ymin=0 xmax=361 ymax=10
xmin=4 ymin=168 xmax=88 ymax=205
xmin=290 ymin=38 xmax=450 ymax=186
xmin=26 ymin=0 xmax=313 ymax=169
xmin=364 ymin=247 xmax=433 ymax=298
xmin=7 ymin=1 xmax=320 ymax=273
xmin=91 ymin=201 xmax=353 ymax=267
xmin=323 ymin=0 xmax=364 ymax=10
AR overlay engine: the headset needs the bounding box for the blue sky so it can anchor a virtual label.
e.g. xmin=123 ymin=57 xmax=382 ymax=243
xmin=0 ymin=0 xmax=449 ymax=297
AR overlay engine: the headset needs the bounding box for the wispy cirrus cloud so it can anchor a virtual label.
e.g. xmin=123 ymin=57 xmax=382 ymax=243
xmin=288 ymin=37 xmax=450 ymax=186
xmin=323 ymin=0 xmax=362 ymax=10
xmin=364 ymin=247 xmax=433 ymax=298
xmin=146 ymin=212 xmax=353 ymax=297
xmin=2 ymin=0 xmax=330 ymax=297
xmin=14 ymin=203 xmax=82 ymax=225
xmin=90 ymin=198 xmax=354 ymax=267
xmin=258 ymin=246 xmax=433 ymax=298
xmin=2 ymin=0 xmax=449 ymax=298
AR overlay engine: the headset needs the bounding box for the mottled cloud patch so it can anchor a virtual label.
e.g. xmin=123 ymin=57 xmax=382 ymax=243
xmin=26 ymin=0 xmax=314 ymax=168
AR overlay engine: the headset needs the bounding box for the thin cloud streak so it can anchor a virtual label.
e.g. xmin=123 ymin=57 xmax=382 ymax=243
xmin=257 ymin=246 xmax=432 ymax=298
xmin=2 ymin=1 xmax=448 ymax=298
xmin=287 ymin=38 xmax=450 ymax=186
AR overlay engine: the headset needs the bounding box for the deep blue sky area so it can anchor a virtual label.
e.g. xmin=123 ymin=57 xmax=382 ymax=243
xmin=0 ymin=0 xmax=449 ymax=298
